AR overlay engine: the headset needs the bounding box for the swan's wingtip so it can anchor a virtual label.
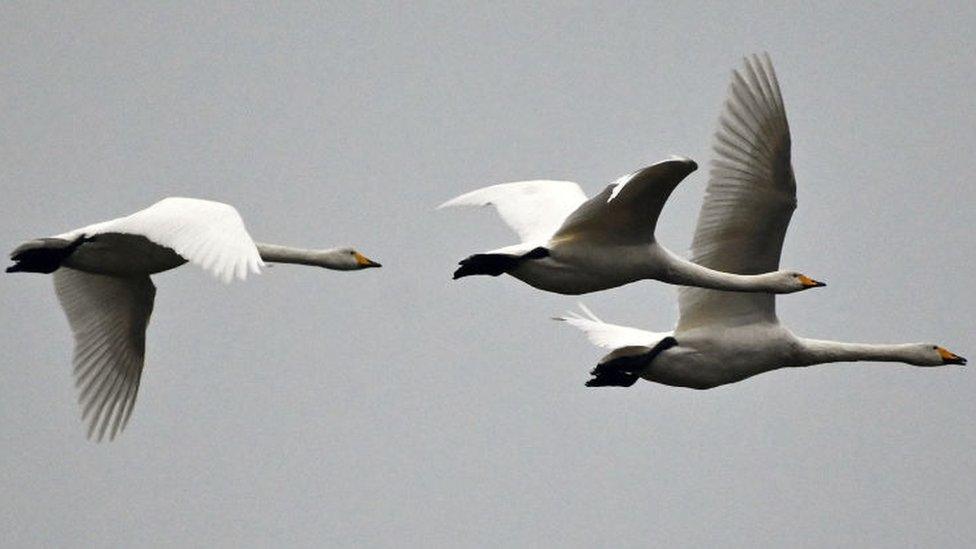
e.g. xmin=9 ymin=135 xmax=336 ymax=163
xmin=436 ymin=197 xmax=461 ymax=210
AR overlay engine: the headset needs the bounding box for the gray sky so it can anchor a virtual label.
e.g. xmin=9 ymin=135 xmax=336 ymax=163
xmin=2 ymin=2 xmax=974 ymax=547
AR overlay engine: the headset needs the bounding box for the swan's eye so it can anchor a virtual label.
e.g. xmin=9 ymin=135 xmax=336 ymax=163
xmin=932 ymin=346 xmax=938 ymax=350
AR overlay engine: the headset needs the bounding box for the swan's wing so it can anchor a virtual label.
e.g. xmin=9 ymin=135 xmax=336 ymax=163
xmin=554 ymin=303 xmax=671 ymax=349
xmin=60 ymin=197 xmax=264 ymax=283
xmin=551 ymin=158 xmax=698 ymax=245
xmin=53 ymin=268 xmax=155 ymax=442
xmin=437 ymin=180 xmax=587 ymax=243
xmin=677 ymin=53 xmax=795 ymax=330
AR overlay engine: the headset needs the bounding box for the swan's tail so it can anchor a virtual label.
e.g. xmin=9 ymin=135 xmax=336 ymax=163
xmin=587 ymin=337 xmax=678 ymax=388
xmin=6 ymin=236 xmax=91 ymax=274
xmin=452 ymin=247 xmax=548 ymax=279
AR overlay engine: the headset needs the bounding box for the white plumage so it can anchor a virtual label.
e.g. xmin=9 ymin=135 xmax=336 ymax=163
xmin=677 ymin=54 xmax=796 ymax=330
xmin=556 ymin=303 xmax=671 ymax=350
xmin=54 ymin=269 xmax=155 ymax=441
xmin=440 ymin=135 xmax=822 ymax=295
xmin=57 ymin=197 xmax=264 ymax=284
xmin=437 ymin=180 xmax=587 ymax=245
xmin=558 ymin=54 xmax=965 ymax=389
xmin=50 ymin=198 xmax=262 ymax=440
xmin=9 ymin=197 xmax=381 ymax=441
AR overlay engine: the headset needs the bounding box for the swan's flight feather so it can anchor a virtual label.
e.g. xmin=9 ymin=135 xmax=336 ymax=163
xmin=54 ymin=268 xmax=154 ymax=441
xmin=678 ymin=53 xmax=796 ymax=330
xmin=552 ymin=158 xmax=697 ymax=245
xmin=555 ymin=304 xmax=672 ymax=349
xmin=58 ymin=197 xmax=264 ymax=284
xmin=437 ymin=180 xmax=587 ymax=244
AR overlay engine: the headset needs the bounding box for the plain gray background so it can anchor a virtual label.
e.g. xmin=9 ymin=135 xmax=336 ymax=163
xmin=2 ymin=2 xmax=974 ymax=547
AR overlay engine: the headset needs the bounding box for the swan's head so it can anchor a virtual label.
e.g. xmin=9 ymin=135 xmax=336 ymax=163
xmin=774 ymin=271 xmax=826 ymax=293
xmin=910 ymin=344 xmax=967 ymax=366
xmin=327 ymin=247 xmax=382 ymax=270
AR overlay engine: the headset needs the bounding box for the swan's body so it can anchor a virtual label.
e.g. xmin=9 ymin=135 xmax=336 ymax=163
xmin=563 ymin=306 xmax=964 ymax=389
xmin=7 ymin=197 xmax=381 ymax=441
xmin=558 ymin=54 xmax=965 ymax=388
xmin=494 ymin=240 xmax=813 ymax=296
xmin=439 ymin=157 xmax=824 ymax=296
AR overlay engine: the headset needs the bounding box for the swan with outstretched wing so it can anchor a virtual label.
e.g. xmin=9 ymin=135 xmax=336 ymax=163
xmin=438 ymin=143 xmax=824 ymax=295
xmin=557 ymin=54 xmax=964 ymax=388
xmin=8 ymin=197 xmax=381 ymax=441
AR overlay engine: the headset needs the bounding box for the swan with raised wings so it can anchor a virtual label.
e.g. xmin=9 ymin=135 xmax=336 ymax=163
xmin=7 ymin=197 xmax=381 ymax=441
xmin=558 ymin=54 xmax=965 ymax=388
xmin=438 ymin=157 xmax=824 ymax=295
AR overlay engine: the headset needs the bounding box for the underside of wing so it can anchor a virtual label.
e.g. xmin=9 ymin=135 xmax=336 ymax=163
xmin=551 ymin=158 xmax=697 ymax=246
xmin=437 ymin=180 xmax=587 ymax=243
xmin=678 ymin=53 xmax=796 ymax=330
xmin=555 ymin=303 xmax=671 ymax=349
xmin=53 ymin=268 xmax=155 ymax=442
xmin=61 ymin=197 xmax=264 ymax=283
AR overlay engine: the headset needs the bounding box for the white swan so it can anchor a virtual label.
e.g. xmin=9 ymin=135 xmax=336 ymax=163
xmin=7 ymin=197 xmax=381 ymax=441
xmin=557 ymin=54 xmax=966 ymax=389
xmin=438 ymin=161 xmax=824 ymax=295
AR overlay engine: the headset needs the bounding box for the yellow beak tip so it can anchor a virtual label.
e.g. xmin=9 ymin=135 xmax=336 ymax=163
xmin=354 ymin=252 xmax=381 ymax=268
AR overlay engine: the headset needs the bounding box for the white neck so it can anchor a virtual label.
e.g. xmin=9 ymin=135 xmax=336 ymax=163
xmin=661 ymin=249 xmax=782 ymax=292
xmin=256 ymin=243 xmax=349 ymax=269
xmin=795 ymin=338 xmax=922 ymax=366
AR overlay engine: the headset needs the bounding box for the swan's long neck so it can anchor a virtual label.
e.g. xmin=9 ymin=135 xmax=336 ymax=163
xmin=795 ymin=339 xmax=920 ymax=366
xmin=256 ymin=243 xmax=347 ymax=269
xmin=662 ymin=249 xmax=780 ymax=292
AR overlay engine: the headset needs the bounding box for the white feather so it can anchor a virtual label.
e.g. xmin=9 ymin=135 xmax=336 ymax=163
xmin=437 ymin=180 xmax=587 ymax=244
xmin=551 ymin=158 xmax=697 ymax=245
xmin=54 ymin=268 xmax=155 ymax=442
xmin=58 ymin=197 xmax=264 ymax=283
xmin=678 ymin=53 xmax=795 ymax=329
xmin=555 ymin=303 xmax=671 ymax=349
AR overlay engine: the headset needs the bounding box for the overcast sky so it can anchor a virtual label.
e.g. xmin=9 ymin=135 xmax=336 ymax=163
xmin=2 ymin=2 xmax=974 ymax=547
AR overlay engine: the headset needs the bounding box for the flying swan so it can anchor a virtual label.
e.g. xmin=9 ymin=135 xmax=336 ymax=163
xmin=7 ymin=197 xmax=382 ymax=441
xmin=557 ymin=54 xmax=965 ymax=388
xmin=438 ymin=145 xmax=825 ymax=295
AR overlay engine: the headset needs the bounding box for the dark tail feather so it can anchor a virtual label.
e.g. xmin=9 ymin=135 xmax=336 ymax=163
xmin=6 ymin=236 xmax=90 ymax=274
xmin=453 ymin=253 xmax=521 ymax=279
xmin=586 ymin=337 xmax=678 ymax=388
xmin=452 ymin=247 xmax=549 ymax=279
xmin=586 ymin=354 xmax=648 ymax=387
xmin=585 ymin=369 xmax=639 ymax=387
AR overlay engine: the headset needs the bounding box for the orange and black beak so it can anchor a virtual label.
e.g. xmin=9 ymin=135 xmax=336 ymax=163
xmin=798 ymin=274 xmax=826 ymax=288
xmin=937 ymin=347 xmax=967 ymax=365
xmin=354 ymin=252 xmax=382 ymax=268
